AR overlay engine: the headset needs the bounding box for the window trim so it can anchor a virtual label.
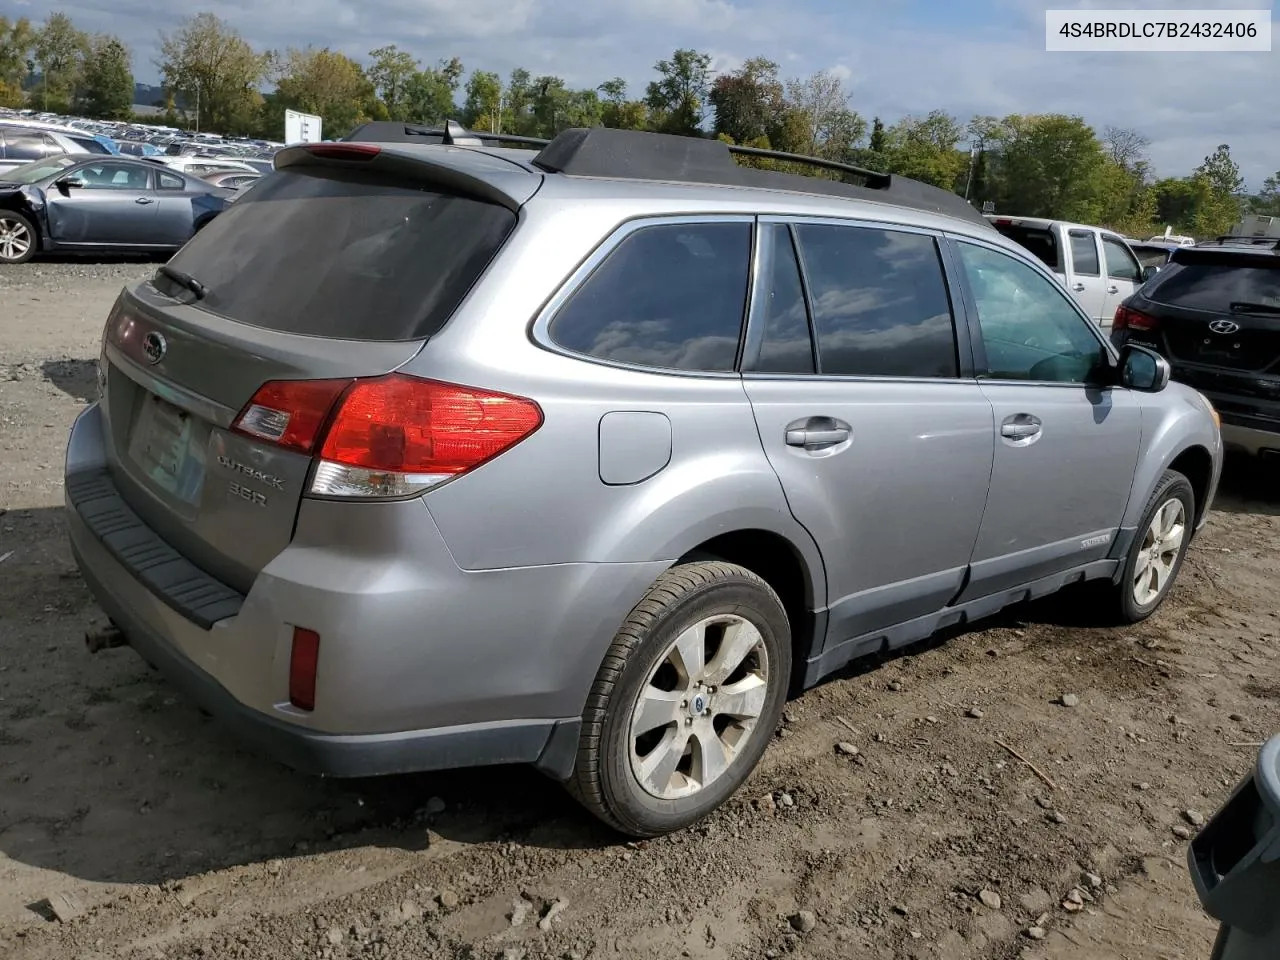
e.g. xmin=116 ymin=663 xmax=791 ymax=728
xmin=741 ymin=214 xmax=975 ymax=383
xmin=529 ymin=213 xmax=757 ymax=379
xmin=1067 ymin=228 xmax=1102 ymax=277
xmin=945 ymin=232 xmax=1119 ymax=389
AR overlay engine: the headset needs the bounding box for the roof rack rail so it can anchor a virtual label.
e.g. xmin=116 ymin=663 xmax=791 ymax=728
xmin=342 ymin=119 xmax=550 ymax=148
xmin=530 ymin=127 xmax=989 ymax=226
xmin=1213 ymin=235 xmax=1280 ymax=245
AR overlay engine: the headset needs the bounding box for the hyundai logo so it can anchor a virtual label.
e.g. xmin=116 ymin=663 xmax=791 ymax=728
xmin=1208 ymin=319 xmax=1240 ymax=335
xmin=142 ymin=331 xmax=167 ymax=364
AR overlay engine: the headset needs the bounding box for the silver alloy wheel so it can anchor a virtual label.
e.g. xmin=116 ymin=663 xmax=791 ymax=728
xmin=0 ymin=215 xmax=32 ymax=262
xmin=628 ymin=613 xmax=770 ymax=800
xmin=1133 ymin=497 xmax=1186 ymax=606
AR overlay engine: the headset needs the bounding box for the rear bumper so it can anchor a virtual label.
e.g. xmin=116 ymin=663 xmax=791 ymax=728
xmin=1219 ymin=420 xmax=1280 ymax=458
xmin=65 ymin=402 xmax=666 ymax=779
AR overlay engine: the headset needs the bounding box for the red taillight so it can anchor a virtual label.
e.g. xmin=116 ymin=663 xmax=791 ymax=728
xmin=231 ymin=378 xmax=353 ymax=454
xmin=289 ymin=627 xmax=320 ymax=711
xmin=1114 ymin=304 xmax=1159 ymax=332
xmin=304 ymin=143 xmax=381 ymax=161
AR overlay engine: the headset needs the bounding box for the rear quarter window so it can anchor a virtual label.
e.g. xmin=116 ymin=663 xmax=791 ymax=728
xmin=1147 ymin=260 xmax=1280 ymax=312
xmin=160 ymin=169 xmax=517 ymax=340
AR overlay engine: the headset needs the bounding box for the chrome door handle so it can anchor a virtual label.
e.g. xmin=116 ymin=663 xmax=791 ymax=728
xmin=1107 ymin=285 xmax=1119 ymax=294
xmin=135 ymin=197 xmax=154 ymax=205
xmin=1000 ymin=414 xmax=1042 ymax=441
xmin=1072 ymin=282 xmax=1086 ymax=292
xmin=786 ymin=427 xmax=850 ymax=447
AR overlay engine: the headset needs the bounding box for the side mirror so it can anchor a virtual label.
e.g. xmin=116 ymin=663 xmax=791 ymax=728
xmin=1118 ymin=343 xmax=1170 ymax=392
xmin=1141 ymin=264 xmax=1161 ymax=282
xmin=55 ymin=176 xmax=84 ymax=191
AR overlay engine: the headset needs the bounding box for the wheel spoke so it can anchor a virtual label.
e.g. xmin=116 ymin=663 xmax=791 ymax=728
xmin=670 ymin=622 xmax=707 ymax=682
xmin=632 ymin=686 xmax=683 ymax=737
xmin=713 ymin=673 xmax=767 ymax=721
xmin=637 ymin=727 xmax=689 ymax=793
xmin=691 ymin=726 xmax=731 ymax=787
xmin=703 ymin=619 xmax=761 ymax=686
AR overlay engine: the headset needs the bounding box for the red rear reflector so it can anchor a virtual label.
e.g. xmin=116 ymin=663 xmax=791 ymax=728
xmin=1114 ymin=304 xmax=1159 ymax=332
xmin=231 ymin=379 xmax=353 ymax=454
xmin=289 ymin=627 xmax=320 ymax=711
xmin=304 ymin=143 xmax=381 ymax=161
xmin=318 ymin=374 xmax=543 ymax=476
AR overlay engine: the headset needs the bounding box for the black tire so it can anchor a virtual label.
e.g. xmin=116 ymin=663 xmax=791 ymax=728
xmin=1104 ymin=469 xmax=1195 ymax=624
xmin=0 ymin=210 xmax=38 ymax=264
xmin=568 ymin=561 xmax=791 ymax=837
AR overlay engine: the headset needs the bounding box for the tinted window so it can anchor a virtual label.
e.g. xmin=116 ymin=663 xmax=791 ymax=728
xmin=793 ymin=224 xmax=957 ymax=378
xmin=3 ymin=131 xmax=51 ymax=161
xmin=958 ymin=242 xmax=1104 ymax=383
xmin=990 ymin=222 xmax=1060 ymax=270
xmin=548 ymin=221 xmax=750 ymax=371
xmin=71 ymin=136 xmax=111 ymax=155
xmin=752 ymin=224 xmax=813 ymax=373
xmin=75 ymin=161 xmax=149 ymax=189
xmin=162 ymin=169 xmax=517 ymax=340
xmin=1069 ymin=230 xmax=1100 ymax=275
xmin=1102 ymin=236 xmax=1141 ymax=281
xmin=157 ymin=171 xmax=185 ymax=190
xmin=1148 ymin=261 xmax=1280 ymax=312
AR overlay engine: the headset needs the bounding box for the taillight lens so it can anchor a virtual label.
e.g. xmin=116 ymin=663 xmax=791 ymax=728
xmin=1114 ymin=304 xmax=1159 ymax=332
xmin=310 ymin=375 xmax=543 ymax=497
xmin=231 ymin=379 xmax=353 ymax=454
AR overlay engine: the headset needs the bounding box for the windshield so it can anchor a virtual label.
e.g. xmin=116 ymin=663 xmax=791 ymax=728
xmin=1 ymin=155 xmax=76 ymax=184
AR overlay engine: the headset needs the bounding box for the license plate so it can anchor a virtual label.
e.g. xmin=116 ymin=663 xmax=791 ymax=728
xmin=128 ymin=395 xmax=207 ymax=503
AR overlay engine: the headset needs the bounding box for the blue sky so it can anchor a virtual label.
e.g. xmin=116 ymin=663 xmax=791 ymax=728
xmin=11 ymin=0 xmax=1278 ymax=189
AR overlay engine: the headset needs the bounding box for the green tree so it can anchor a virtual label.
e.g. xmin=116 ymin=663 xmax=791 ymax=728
xmin=598 ymin=77 xmax=646 ymax=130
xmin=879 ymin=110 xmax=967 ymax=189
xmin=1250 ymin=171 xmax=1280 ymax=216
xmin=157 ymin=13 xmax=271 ymax=134
xmin=33 ymin=12 xmax=87 ymax=111
xmin=273 ymin=46 xmax=373 ymax=137
xmin=645 ymin=48 xmax=711 ymax=135
xmin=76 ymin=34 xmax=134 ymax=120
xmin=463 ymin=69 xmax=502 ymax=130
xmin=988 ymin=114 xmax=1110 ymax=222
xmin=0 ymin=16 xmax=37 ymax=106
xmin=403 ymin=57 xmax=463 ymax=125
xmin=367 ymin=44 xmax=418 ymax=120
xmin=1196 ymin=143 xmax=1243 ymax=196
xmin=709 ymin=57 xmax=786 ymax=146
xmin=782 ymin=69 xmax=865 ymax=160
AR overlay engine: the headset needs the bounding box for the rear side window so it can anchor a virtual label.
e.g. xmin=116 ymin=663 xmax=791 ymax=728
xmin=547 ymin=221 xmax=751 ymax=372
xmin=162 ymin=169 xmax=516 ymax=340
xmin=792 ymin=223 xmax=959 ymax=378
xmin=1068 ymin=230 xmax=1100 ymax=275
xmin=157 ymin=171 xmax=185 ymax=190
xmin=1148 ymin=260 xmax=1280 ymax=312
xmin=991 ymin=223 xmax=1060 ymax=271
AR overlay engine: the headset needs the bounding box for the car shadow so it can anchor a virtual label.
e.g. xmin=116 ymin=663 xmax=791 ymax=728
xmin=1213 ymin=452 xmax=1280 ymax=517
xmin=40 ymin=359 xmax=99 ymax=404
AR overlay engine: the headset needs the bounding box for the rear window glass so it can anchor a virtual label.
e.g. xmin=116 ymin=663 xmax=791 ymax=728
xmin=990 ymin=223 xmax=1060 ymax=271
xmin=1148 ymin=261 xmax=1280 ymax=312
xmin=161 ymin=169 xmax=516 ymax=340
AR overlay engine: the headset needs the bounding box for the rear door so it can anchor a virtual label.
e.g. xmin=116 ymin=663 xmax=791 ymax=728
xmin=949 ymin=235 xmax=1141 ymax=599
xmin=741 ymin=219 xmax=994 ymax=651
xmin=44 ymin=160 xmax=160 ymax=244
xmin=1099 ymin=232 xmax=1144 ymax=329
xmin=1065 ymin=228 xmax=1108 ymax=325
xmin=96 ymin=152 xmax=532 ymax=593
xmin=151 ymin=167 xmax=200 ymax=245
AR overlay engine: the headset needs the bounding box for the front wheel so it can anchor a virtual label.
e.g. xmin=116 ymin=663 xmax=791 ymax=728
xmin=1106 ymin=469 xmax=1195 ymax=623
xmin=0 ymin=211 xmax=37 ymax=264
xmin=568 ymin=561 xmax=791 ymax=837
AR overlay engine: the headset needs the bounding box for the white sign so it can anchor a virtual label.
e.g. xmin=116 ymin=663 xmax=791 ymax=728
xmin=284 ymin=109 xmax=322 ymax=144
xmin=1045 ymin=9 xmax=1271 ymax=52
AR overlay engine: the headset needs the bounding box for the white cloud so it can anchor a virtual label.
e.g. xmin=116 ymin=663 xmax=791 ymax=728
xmin=16 ymin=0 xmax=1278 ymax=188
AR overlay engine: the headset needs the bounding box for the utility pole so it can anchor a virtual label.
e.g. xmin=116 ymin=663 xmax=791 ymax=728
xmin=192 ymin=79 xmax=201 ymax=134
xmin=964 ymin=139 xmax=983 ymax=202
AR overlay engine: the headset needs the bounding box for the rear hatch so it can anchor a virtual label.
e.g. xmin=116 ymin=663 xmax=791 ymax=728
xmin=96 ymin=143 xmax=537 ymax=594
xmin=1138 ymin=247 xmax=1280 ymax=373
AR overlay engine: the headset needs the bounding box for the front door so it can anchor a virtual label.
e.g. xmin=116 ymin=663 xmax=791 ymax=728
xmin=741 ymin=220 xmax=994 ymax=655
xmin=45 ymin=161 xmax=160 ymax=245
xmin=1065 ymin=228 xmax=1108 ymax=326
xmin=949 ymin=236 xmax=1142 ymax=602
xmin=1100 ymin=232 xmax=1144 ymax=329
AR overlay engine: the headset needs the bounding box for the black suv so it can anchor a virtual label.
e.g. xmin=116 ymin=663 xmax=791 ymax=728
xmin=1112 ymin=237 xmax=1280 ymax=459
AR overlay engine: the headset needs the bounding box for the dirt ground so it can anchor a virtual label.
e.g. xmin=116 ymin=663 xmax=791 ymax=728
xmin=2 ymin=259 xmax=1278 ymax=960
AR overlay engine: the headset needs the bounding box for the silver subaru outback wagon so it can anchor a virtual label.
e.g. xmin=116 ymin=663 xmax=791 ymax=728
xmin=65 ymin=124 xmax=1222 ymax=837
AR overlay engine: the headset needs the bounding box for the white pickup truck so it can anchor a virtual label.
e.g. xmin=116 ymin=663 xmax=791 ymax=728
xmin=984 ymin=215 xmax=1155 ymax=332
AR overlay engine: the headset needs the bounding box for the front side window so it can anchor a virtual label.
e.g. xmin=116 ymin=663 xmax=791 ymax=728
xmin=547 ymin=220 xmax=751 ymax=372
xmin=1102 ymin=235 xmax=1142 ymax=282
xmin=75 ymin=162 xmax=150 ymax=190
xmin=958 ymin=241 xmax=1105 ymax=383
xmin=792 ymin=223 xmax=959 ymax=378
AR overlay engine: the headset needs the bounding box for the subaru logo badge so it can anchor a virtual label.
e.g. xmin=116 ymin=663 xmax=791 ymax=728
xmin=1208 ymin=319 xmax=1240 ymax=335
xmin=142 ymin=331 xmax=167 ymax=364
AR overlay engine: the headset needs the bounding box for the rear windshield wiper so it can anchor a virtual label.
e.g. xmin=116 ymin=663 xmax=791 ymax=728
xmin=1229 ymin=300 xmax=1280 ymax=315
xmin=156 ymin=264 xmax=207 ymax=300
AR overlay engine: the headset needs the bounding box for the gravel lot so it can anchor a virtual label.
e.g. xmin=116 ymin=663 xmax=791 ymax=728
xmin=2 ymin=259 xmax=1279 ymax=960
